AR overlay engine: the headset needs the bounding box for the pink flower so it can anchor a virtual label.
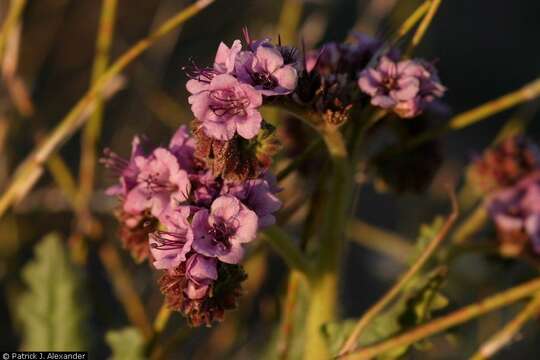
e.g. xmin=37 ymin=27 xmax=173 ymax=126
xmin=185 ymin=254 xmax=218 ymax=300
xmin=487 ymin=171 xmax=540 ymax=254
xmin=150 ymin=207 xmax=193 ymax=270
xmin=102 ymin=136 xmax=149 ymax=197
xmin=124 ymin=148 xmax=191 ymax=218
xmin=214 ymin=40 xmax=242 ymax=74
xmin=358 ymin=56 xmax=445 ymax=118
xmin=192 ymin=195 xmax=258 ymax=264
xmin=188 ymin=74 xmax=263 ymax=140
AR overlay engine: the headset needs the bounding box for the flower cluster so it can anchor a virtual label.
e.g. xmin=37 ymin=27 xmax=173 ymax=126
xmin=104 ymin=28 xmax=447 ymax=326
xmin=473 ymin=136 xmax=540 ymax=256
xmin=186 ymin=31 xmax=299 ymax=142
xmin=468 ymin=135 xmax=540 ymax=194
xmin=103 ymin=125 xmax=281 ymax=326
xmin=358 ymin=56 xmax=446 ymax=118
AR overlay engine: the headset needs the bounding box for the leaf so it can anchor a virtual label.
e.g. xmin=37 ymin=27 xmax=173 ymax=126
xmin=106 ymin=327 xmax=146 ymax=360
xmin=408 ymin=216 xmax=445 ymax=265
xmin=18 ymin=233 xmax=88 ymax=351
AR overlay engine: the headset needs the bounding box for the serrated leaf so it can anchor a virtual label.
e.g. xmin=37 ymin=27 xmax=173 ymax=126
xmin=106 ymin=327 xmax=146 ymax=360
xmin=18 ymin=233 xmax=88 ymax=351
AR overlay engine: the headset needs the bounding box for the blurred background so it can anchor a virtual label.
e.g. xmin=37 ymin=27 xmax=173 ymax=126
xmin=1 ymin=0 xmax=540 ymax=358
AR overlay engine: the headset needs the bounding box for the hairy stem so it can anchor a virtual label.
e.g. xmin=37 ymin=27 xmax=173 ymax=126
xmin=345 ymin=277 xmax=540 ymax=359
xmin=304 ymin=129 xmax=350 ymax=360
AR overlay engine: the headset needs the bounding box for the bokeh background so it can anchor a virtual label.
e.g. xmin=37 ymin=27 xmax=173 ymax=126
xmin=1 ymin=0 xmax=540 ymax=358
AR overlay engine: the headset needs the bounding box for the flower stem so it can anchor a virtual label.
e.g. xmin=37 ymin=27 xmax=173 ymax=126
xmin=263 ymin=226 xmax=312 ymax=277
xmin=304 ymin=129 xmax=350 ymax=360
xmin=405 ymin=0 xmax=442 ymax=56
xmin=0 ymin=0 xmax=215 ymax=220
xmin=344 ymin=277 xmax=540 ymax=359
xmin=0 ymin=0 xmax=27 ymax=61
xmin=76 ymin=0 xmax=118 ymax=231
xmin=471 ymin=291 xmax=540 ymax=360
xmin=452 ymin=204 xmax=487 ymax=244
xmin=338 ymin=191 xmax=458 ymax=357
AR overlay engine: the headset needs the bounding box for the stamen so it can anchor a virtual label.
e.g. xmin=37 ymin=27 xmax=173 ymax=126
xmin=151 ymin=229 xmax=189 ymax=250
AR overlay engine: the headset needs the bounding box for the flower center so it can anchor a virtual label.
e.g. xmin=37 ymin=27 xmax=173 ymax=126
xmin=208 ymin=88 xmax=250 ymax=117
xmin=208 ymin=220 xmax=235 ymax=250
xmin=251 ymin=71 xmax=278 ymax=90
xmin=142 ymin=171 xmax=178 ymax=196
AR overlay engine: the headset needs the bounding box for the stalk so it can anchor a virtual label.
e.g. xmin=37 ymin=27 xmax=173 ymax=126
xmin=303 ymin=129 xmax=351 ymax=360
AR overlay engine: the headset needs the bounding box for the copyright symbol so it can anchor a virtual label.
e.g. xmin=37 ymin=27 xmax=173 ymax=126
xmin=2 ymin=353 xmax=9 ymax=360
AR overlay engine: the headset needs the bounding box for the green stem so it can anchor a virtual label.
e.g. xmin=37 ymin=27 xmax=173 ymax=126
xmin=339 ymin=193 xmax=458 ymax=357
xmin=0 ymin=0 xmax=215 ymax=219
xmin=345 ymin=277 xmax=540 ymax=359
xmin=262 ymin=226 xmax=312 ymax=276
xmin=304 ymin=129 xmax=351 ymax=360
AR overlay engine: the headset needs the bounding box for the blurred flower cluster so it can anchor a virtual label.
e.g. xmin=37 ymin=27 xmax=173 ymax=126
xmin=469 ymin=136 xmax=540 ymax=256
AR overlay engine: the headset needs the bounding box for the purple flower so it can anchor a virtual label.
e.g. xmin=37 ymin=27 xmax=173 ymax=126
xmin=358 ymin=56 xmax=445 ymax=118
xmin=236 ymin=45 xmax=298 ymax=96
xmin=188 ymin=74 xmax=263 ymax=140
xmin=185 ymin=40 xmax=242 ymax=93
xmin=102 ymin=136 xmax=148 ymax=197
xmin=124 ymin=148 xmax=191 ymax=217
xmin=224 ymin=173 xmax=282 ymax=227
xmin=185 ymin=254 xmax=218 ymax=300
xmin=192 ymin=195 xmax=258 ymax=264
xmin=169 ymin=125 xmax=196 ymax=171
xmin=150 ymin=207 xmax=193 ymax=269
xmin=487 ymin=171 xmax=540 ymax=254
xmin=214 ymin=40 xmax=242 ymax=74
xmin=189 ymin=170 xmax=221 ymax=208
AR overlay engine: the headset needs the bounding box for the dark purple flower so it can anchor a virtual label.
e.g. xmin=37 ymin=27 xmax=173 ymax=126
xmin=124 ymin=148 xmax=191 ymax=218
xmin=185 ymin=254 xmax=218 ymax=300
xmin=487 ymin=171 xmax=540 ymax=254
xmin=192 ymin=195 xmax=258 ymax=264
xmin=223 ymin=172 xmax=282 ymax=227
xmin=236 ymin=45 xmax=298 ymax=96
xmin=358 ymin=56 xmax=445 ymax=118
xmin=188 ymin=74 xmax=263 ymax=140
xmin=149 ymin=207 xmax=193 ymax=270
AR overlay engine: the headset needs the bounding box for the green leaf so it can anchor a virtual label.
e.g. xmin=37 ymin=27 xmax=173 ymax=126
xmin=106 ymin=327 xmax=146 ymax=360
xmin=408 ymin=217 xmax=445 ymax=265
xmin=18 ymin=233 xmax=88 ymax=351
